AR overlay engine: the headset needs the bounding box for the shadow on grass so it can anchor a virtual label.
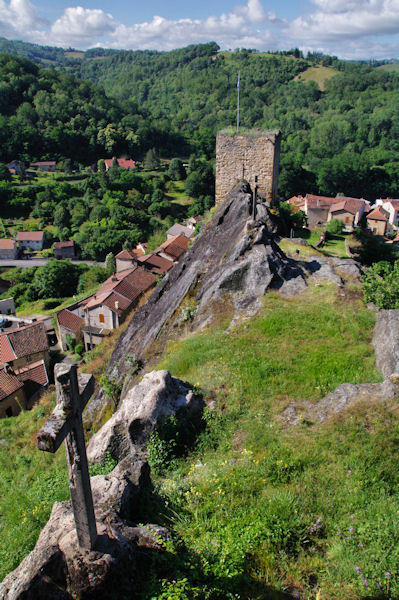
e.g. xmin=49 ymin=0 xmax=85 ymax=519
xmin=133 ymin=486 xmax=301 ymax=600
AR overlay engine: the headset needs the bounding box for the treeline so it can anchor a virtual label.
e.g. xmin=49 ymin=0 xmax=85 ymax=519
xmin=0 ymin=53 xmax=186 ymax=164
xmin=2 ymin=41 xmax=399 ymax=199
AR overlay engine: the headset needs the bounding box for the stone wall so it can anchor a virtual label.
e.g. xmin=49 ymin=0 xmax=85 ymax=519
xmin=215 ymin=129 xmax=281 ymax=205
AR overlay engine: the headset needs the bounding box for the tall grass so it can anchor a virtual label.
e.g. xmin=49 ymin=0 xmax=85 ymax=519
xmin=149 ymin=283 xmax=394 ymax=599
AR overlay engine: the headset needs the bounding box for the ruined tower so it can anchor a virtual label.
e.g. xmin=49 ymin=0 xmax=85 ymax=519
xmin=215 ymin=129 xmax=281 ymax=205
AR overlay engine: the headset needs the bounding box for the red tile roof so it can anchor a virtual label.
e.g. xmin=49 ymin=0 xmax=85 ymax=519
xmin=0 ymin=369 xmax=24 ymax=401
xmin=17 ymin=360 xmax=48 ymax=387
xmin=2 ymin=322 xmax=48 ymax=360
xmin=104 ymin=158 xmax=136 ymax=170
xmin=157 ymin=234 xmax=189 ymax=260
xmin=103 ymin=267 xmax=156 ymax=293
xmin=306 ymin=194 xmax=338 ymax=209
xmin=0 ymin=334 xmax=16 ymax=363
xmin=16 ymin=231 xmax=44 ymax=241
xmin=115 ymin=248 xmax=144 ymax=260
xmin=367 ymin=206 xmax=389 ymax=221
xmin=101 ymin=292 xmax=132 ymax=315
xmin=57 ymin=309 xmax=84 ymax=333
xmin=85 ymin=290 xmax=132 ymax=314
xmin=137 ymin=254 xmax=174 ymax=274
xmin=330 ymin=198 xmax=365 ymax=216
xmin=54 ymin=241 xmax=74 ymax=249
xmin=0 ymin=239 xmax=15 ymax=250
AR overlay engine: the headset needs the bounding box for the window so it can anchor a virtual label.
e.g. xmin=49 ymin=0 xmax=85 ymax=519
xmin=99 ymin=313 xmax=105 ymax=323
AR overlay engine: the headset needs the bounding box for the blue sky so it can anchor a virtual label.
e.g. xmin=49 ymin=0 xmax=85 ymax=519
xmin=0 ymin=0 xmax=399 ymax=60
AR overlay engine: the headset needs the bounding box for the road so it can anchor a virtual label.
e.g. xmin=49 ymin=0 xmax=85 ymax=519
xmin=0 ymin=259 xmax=105 ymax=269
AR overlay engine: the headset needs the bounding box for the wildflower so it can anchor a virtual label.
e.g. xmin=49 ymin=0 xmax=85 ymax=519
xmin=350 ymin=514 xmax=354 ymax=519
xmin=362 ymin=578 xmax=368 ymax=588
xmin=347 ymin=469 xmax=352 ymax=475
xmin=337 ymin=531 xmax=341 ymax=536
xmin=316 ymin=516 xmax=322 ymax=523
xmin=349 ymin=527 xmax=353 ymax=533
xmin=385 ymin=572 xmax=391 ymax=579
xmin=355 ymin=566 xmax=361 ymax=574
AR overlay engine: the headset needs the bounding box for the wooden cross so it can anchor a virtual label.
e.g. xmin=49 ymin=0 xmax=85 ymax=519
xmin=37 ymin=363 xmax=98 ymax=550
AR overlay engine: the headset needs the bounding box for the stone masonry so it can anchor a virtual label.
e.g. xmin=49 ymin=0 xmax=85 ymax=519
xmin=216 ymin=129 xmax=281 ymax=205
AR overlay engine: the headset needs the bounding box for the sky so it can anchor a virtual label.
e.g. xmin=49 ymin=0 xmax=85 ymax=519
xmin=1 ymin=0 xmax=399 ymax=60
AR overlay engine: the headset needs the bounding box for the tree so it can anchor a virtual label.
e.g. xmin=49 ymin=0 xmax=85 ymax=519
xmin=105 ymin=252 xmax=116 ymax=275
xmin=168 ymin=158 xmax=186 ymax=180
xmin=144 ymin=148 xmax=160 ymax=171
xmin=32 ymin=259 xmax=83 ymax=298
xmin=362 ymin=261 xmax=399 ymax=308
xmin=0 ymin=162 xmax=11 ymax=181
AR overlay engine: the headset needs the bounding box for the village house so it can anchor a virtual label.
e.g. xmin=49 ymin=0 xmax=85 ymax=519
xmin=375 ymin=199 xmax=399 ymax=228
xmin=104 ymin=158 xmax=136 ymax=171
xmin=366 ymin=206 xmax=389 ymax=235
xmin=56 ymin=309 xmax=84 ymax=352
xmin=79 ymin=266 xmax=156 ymax=351
xmin=54 ymin=240 xmax=76 ymax=260
xmin=155 ymin=234 xmax=189 ymax=262
xmin=0 ymin=239 xmax=17 ymax=259
xmin=185 ymin=216 xmax=203 ymax=229
xmin=166 ymin=223 xmax=195 ymax=239
xmin=6 ymin=160 xmax=25 ymax=175
xmin=17 ymin=231 xmax=45 ymax=251
xmin=287 ymin=194 xmax=368 ymax=230
xmin=0 ymin=322 xmax=50 ymax=417
xmin=116 ymin=247 xmax=145 ymax=272
xmin=29 ymin=161 xmax=56 ymax=172
xmin=0 ymin=367 xmax=26 ymax=418
xmin=137 ymin=253 xmax=174 ymax=275
xmin=327 ymin=197 xmax=369 ymax=231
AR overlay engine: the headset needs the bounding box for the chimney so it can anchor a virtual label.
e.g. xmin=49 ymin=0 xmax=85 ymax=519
xmin=115 ymin=301 xmax=119 ymax=311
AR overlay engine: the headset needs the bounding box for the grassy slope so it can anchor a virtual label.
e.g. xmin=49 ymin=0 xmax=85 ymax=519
xmin=295 ymin=66 xmax=339 ymax=90
xmin=1 ymin=281 xmax=396 ymax=599
xmin=142 ymin=282 xmax=398 ymax=600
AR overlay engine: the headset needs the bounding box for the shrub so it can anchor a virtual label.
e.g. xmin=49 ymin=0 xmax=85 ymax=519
xmin=327 ymin=218 xmax=344 ymax=234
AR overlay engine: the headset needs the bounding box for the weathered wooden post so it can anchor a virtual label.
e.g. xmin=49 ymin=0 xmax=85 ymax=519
xmin=37 ymin=363 xmax=98 ymax=550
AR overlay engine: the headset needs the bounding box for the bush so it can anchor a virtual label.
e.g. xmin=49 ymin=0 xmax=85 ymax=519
xmin=327 ymin=218 xmax=344 ymax=235
xmin=362 ymin=260 xmax=399 ymax=308
xmin=75 ymin=343 xmax=84 ymax=356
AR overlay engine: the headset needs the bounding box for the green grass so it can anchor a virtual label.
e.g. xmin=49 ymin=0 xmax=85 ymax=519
xmin=142 ymin=283 xmax=394 ymax=600
xmin=1 ymin=282 xmax=394 ymax=598
xmin=0 ymin=393 xmax=69 ymax=580
xmin=295 ymin=66 xmax=339 ymax=90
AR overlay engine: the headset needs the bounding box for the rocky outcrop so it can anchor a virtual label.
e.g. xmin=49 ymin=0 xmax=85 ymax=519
xmin=1 ymin=371 xmax=200 ymax=600
xmin=281 ymin=308 xmax=399 ymax=425
xmin=87 ymin=370 xmax=203 ymax=464
xmin=0 ymin=461 xmax=155 ymax=600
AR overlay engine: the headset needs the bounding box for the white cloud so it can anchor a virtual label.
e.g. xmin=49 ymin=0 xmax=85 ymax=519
xmin=108 ymin=1 xmax=279 ymax=52
xmin=0 ymin=0 xmax=46 ymax=39
xmin=1 ymin=0 xmax=399 ymax=60
xmin=287 ymin=0 xmax=399 ymax=42
xmin=50 ymin=6 xmax=116 ymax=46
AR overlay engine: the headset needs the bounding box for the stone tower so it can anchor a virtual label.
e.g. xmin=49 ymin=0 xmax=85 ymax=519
xmin=215 ymin=129 xmax=281 ymax=205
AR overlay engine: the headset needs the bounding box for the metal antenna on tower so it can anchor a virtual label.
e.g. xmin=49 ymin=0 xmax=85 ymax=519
xmin=236 ymin=71 xmax=240 ymax=132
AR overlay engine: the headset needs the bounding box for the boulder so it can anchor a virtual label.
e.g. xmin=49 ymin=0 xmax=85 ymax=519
xmin=87 ymin=370 xmax=203 ymax=464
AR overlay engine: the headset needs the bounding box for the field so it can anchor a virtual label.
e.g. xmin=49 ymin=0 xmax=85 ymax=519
xmin=294 ymin=66 xmax=339 ymax=90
